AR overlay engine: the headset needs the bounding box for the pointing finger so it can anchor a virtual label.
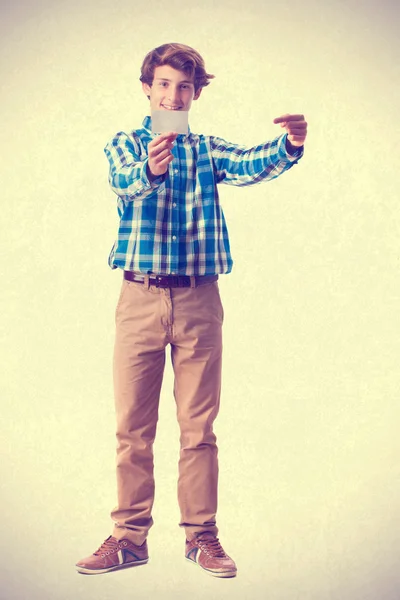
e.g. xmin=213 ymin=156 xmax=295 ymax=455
xmin=273 ymin=114 xmax=305 ymax=124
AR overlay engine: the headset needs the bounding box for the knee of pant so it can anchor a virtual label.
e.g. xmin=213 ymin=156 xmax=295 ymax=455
xmin=179 ymin=428 xmax=217 ymax=449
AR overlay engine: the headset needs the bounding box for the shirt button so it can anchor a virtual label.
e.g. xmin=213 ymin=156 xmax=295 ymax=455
xmin=174 ymin=169 xmax=178 ymax=174
xmin=172 ymin=235 xmax=177 ymax=241
xmin=173 ymin=203 xmax=177 ymax=207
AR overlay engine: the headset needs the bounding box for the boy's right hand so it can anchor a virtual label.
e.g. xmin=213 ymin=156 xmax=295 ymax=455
xmin=147 ymin=132 xmax=178 ymax=178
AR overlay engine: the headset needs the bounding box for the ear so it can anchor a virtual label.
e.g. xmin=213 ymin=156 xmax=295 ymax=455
xmin=193 ymin=87 xmax=202 ymax=101
xmin=142 ymin=82 xmax=151 ymax=99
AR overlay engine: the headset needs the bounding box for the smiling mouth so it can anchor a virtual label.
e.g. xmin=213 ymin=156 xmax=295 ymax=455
xmin=161 ymin=104 xmax=182 ymax=110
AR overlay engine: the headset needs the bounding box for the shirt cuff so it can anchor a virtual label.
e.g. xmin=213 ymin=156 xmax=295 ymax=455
xmin=142 ymin=159 xmax=167 ymax=188
xmin=279 ymin=133 xmax=304 ymax=162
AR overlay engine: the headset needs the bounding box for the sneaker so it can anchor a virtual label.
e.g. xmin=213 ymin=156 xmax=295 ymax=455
xmin=75 ymin=535 xmax=149 ymax=574
xmin=185 ymin=533 xmax=237 ymax=578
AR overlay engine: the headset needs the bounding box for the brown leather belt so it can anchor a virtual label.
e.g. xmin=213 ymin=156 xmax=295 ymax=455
xmin=124 ymin=271 xmax=218 ymax=288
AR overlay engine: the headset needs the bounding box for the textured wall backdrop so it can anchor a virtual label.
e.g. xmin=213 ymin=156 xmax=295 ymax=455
xmin=1 ymin=0 xmax=399 ymax=599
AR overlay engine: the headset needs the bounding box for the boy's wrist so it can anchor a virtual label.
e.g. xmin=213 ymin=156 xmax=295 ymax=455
xmin=285 ymin=136 xmax=303 ymax=156
xmin=146 ymin=163 xmax=157 ymax=182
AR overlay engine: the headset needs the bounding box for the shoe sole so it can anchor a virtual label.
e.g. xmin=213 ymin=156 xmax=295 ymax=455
xmin=185 ymin=557 xmax=237 ymax=578
xmin=76 ymin=558 xmax=148 ymax=575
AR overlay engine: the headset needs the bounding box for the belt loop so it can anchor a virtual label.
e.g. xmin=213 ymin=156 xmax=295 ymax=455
xmin=144 ymin=274 xmax=150 ymax=289
xmin=190 ymin=276 xmax=196 ymax=289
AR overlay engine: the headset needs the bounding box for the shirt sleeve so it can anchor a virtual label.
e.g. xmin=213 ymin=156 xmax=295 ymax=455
xmin=210 ymin=133 xmax=304 ymax=187
xmin=104 ymin=131 xmax=166 ymax=202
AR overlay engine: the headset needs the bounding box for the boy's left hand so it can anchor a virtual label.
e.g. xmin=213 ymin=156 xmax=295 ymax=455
xmin=273 ymin=114 xmax=307 ymax=147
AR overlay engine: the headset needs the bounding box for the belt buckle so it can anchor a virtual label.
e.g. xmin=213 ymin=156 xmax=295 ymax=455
xmin=155 ymin=275 xmax=165 ymax=288
xmin=154 ymin=275 xmax=186 ymax=288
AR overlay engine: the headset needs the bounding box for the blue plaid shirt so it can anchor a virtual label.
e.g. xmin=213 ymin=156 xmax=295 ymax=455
xmin=104 ymin=115 xmax=304 ymax=276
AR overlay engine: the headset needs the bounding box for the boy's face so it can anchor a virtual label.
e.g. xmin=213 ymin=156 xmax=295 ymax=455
xmin=142 ymin=65 xmax=202 ymax=112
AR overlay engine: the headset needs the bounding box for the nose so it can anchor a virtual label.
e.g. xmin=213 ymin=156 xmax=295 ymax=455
xmin=167 ymin=87 xmax=181 ymax=104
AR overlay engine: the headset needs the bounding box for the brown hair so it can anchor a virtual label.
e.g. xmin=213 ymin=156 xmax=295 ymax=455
xmin=140 ymin=43 xmax=215 ymax=98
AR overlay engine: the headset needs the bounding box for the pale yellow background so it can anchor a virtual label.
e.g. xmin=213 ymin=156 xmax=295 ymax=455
xmin=1 ymin=0 xmax=400 ymax=598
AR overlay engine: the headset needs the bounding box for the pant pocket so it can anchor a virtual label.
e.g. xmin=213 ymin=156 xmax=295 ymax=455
xmin=115 ymin=279 xmax=130 ymax=318
xmin=212 ymin=281 xmax=224 ymax=323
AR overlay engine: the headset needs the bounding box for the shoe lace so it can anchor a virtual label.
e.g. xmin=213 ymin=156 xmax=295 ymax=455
xmin=94 ymin=536 xmax=120 ymax=556
xmin=197 ymin=536 xmax=227 ymax=558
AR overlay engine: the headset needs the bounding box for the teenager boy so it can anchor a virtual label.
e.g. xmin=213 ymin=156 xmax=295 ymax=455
xmin=76 ymin=42 xmax=307 ymax=579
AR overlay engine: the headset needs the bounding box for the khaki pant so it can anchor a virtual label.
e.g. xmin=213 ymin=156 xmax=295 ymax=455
xmin=110 ymin=275 xmax=224 ymax=544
